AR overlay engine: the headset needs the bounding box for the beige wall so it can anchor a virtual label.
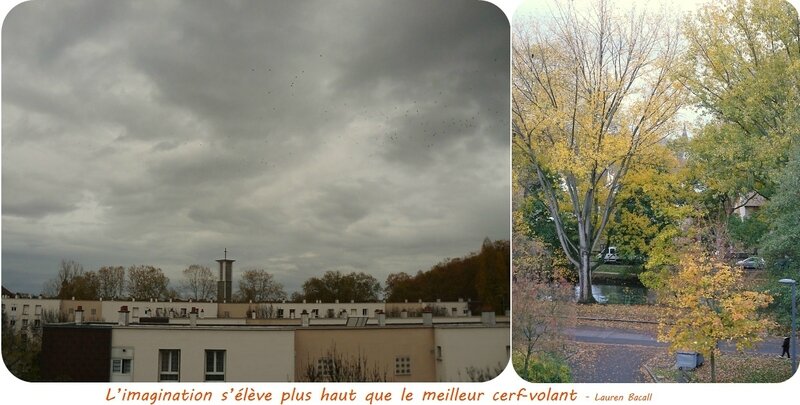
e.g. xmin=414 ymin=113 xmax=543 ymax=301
xmin=111 ymin=326 xmax=295 ymax=382
xmin=294 ymin=326 xmax=436 ymax=382
xmin=61 ymin=299 xmax=103 ymax=322
xmin=433 ymin=326 xmax=510 ymax=382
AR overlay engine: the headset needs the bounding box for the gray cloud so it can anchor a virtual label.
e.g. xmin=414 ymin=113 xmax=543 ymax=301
xmin=2 ymin=0 xmax=509 ymax=296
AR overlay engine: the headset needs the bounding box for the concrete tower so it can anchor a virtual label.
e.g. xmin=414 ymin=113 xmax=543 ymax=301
xmin=216 ymin=249 xmax=235 ymax=303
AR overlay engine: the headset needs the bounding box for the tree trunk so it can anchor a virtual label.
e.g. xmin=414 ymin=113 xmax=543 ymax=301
xmin=578 ymin=250 xmax=596 ymax=303
xmin=710 ymin=349 xmax=716 ymax=383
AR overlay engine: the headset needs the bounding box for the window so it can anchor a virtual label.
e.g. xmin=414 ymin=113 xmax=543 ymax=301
xmin=158 ymin=350 xmax=180 ymax=381
xmin=11 ymin=306 xmax=16 ymax=313
xmin=311 ymin=309 xmax=318 ymax=318
xmin=436 ymin=346 xmax=443 ymax=360
xmin=316 ymin=357 xmax=334 ymax=379
xmin=9 ymin=319 xmax=15 ymax=326
xmin=111 ymin=359 xmax=132 ymax=374
xmin=22 ymin=319 xmax=28 ymax=328
xmin=395 ymin=356 xmax=411 ymax=375
xmin=35 ymin=305 xmax=42 ymax=315
xmin=91 ymin=308 xmax=97 ymax=315
xmin=277 ymin=309 xmax=284 ymax=318
xmin=33 ymin=319 xmax=41 ymax=328
xmin=205 ymin=350 xmax=226 ymax=381
xmin=451 ymin=308 xmax=457 ymax=315
xmin=289 ymin=309 xmax=296 ymax=319
xmin=362 ymin=308 xmax=368 ymax=316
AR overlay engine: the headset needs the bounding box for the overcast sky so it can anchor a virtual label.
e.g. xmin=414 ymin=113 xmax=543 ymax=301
xmin=1 ymin=0 xmax=510 ymax=296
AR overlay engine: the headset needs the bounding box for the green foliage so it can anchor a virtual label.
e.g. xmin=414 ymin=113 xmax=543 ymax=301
xmin=512 ymin=351 xmax=572 ymax=383
xmin=604 ymin=144 xmax=689 ymax=262
xmin=760 ymin=145 xmax=800 ymax=327
xmin=296 ymin=271 xmax=382 ymax=303
xmin=680 ymin=0 xmax=800 ymax=210
xmin=727 ymin=212 xmax=769 ymax=252
xmin=2 ymin=314 xmax=42 ymax=381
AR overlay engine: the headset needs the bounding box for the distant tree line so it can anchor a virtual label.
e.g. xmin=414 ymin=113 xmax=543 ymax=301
xmin=383 ymin=238 xmax=510 ymax=312
xmin=37 ymin=239 xmax=509 ymax=308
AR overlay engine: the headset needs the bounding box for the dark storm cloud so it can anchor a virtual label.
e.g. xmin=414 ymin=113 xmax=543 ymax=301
xmin=1 ymin=0 xmax=509 ymax=295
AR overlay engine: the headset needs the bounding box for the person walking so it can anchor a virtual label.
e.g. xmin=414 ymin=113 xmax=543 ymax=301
xmin=781 ymin=337 xmax=791 ymax=358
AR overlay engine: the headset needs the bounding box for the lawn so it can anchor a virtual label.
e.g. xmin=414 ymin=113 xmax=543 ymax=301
xmin=592 ymin=263 xmax=644 ymax=283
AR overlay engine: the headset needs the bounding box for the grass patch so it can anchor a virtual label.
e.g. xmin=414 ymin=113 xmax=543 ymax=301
xmin=594 ymin=263 xmax=643 ymax=276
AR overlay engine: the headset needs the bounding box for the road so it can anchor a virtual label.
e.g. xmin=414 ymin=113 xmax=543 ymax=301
xmin=564 ymin=326 xmax=787 ymax=383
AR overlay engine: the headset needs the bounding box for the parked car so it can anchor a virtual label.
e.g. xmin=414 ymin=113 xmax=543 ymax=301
xmin=736 ymin=256 xmax=765 ymax=270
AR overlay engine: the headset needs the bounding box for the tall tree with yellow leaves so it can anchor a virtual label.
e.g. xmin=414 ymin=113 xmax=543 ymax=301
xmin=513 ymin=0 xmax=685 ymax=302
xmin=658 ymin=246 xmax=773 ymax=382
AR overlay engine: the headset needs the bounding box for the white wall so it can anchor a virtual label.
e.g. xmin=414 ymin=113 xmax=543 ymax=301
xmin=101 ymin=300 xmax=218 ymax=322
xmin=111 ymin=326 xmax=295 ymax=382
xmin=433 ymin=325 xmax=510 ymax=382
xmin=1 ymin=296 xmax=61 ymax=332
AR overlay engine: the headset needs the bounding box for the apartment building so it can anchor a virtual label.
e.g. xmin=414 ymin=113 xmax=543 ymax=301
xmin=38 ymin=307 xmax=508 ymax=382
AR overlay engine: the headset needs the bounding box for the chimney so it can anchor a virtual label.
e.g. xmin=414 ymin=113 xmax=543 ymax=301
xmin=118 ymin=306 xmax=130 ymax=326
xmin=301 ymin=310 xmax=309 ymax=327
xmin=481 ymin=311 xmax=496 ymax=326
xmin=74 ymin=306 xmax=84 ymax=325
xmin=377 ymin=311 xmax=386 ymax=327
xmin=422 ymin=310 xmax=433 ymax=327
xmin=189 ymin=307 xmax=198 ymax=327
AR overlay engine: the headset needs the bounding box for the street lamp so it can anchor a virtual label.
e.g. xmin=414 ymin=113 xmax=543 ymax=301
xmin=779 ymin=278 xmax=797 ymax=375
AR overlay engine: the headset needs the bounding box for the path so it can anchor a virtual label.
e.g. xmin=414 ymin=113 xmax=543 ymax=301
xmin=564 ymin=326 xmax=787 ymax=382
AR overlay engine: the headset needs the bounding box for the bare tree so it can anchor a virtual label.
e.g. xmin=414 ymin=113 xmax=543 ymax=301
xmin=42 ymin=259 xmax=84 ymax=298
xmin=513 ymin=0 xmax=684 ymax=302
xmin=127 ymin=265 xmax=170 ymax=300
xmin=97 ymin=266 xmax=125 ymax=299
xmin=180 ymin=265 xmax=216 ymax=301
xmin=512 ymin=277 xmax=575 ymax=381
xmin=236 ymin=268 xmax=286 ymax=302
xmin=301 ymin=347 xmax=387 ymax=382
